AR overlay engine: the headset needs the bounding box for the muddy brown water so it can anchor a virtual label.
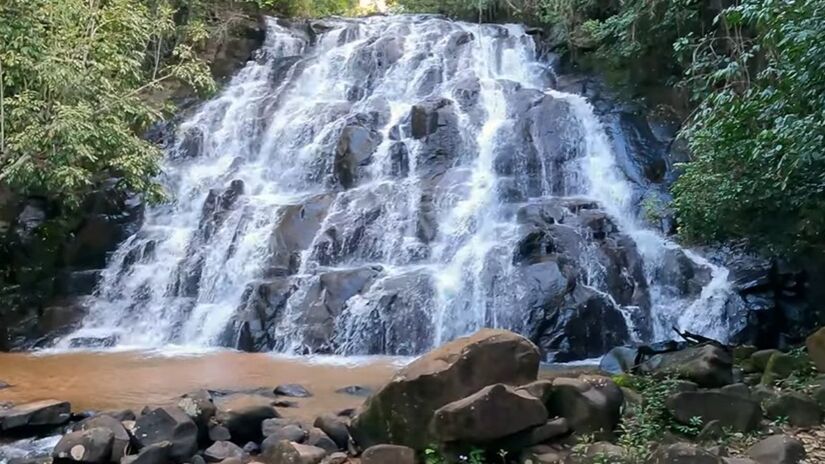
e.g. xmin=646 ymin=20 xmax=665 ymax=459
xmin=0 ymin=351 xmax=402 ymax=421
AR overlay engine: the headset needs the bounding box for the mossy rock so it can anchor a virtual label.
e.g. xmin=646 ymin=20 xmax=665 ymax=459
xmin=751 ymin=349 xmax=781 ymax=372
xmin=760 ymin=352 xmax=808 ymax=385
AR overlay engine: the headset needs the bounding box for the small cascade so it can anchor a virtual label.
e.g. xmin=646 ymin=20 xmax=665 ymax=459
xmin=60 ymin=15 xmax=743 ymax=360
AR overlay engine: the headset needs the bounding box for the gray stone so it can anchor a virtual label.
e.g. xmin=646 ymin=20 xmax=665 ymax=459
xmin=313 ymin=415 xmax=349 ymax=450
xmin=361 ymin=445 xmax=415 ymax=464
xmin=431 ymin=384 xmax=548 ymax=443
xmin=640 ymin=344 xmax=733 ymax=388
xmin=216 ymin=394 xmax=279 ymax=444
xmin=0 ymin=400 xmax=71 ymax=431
xmin=546 ymin=376 xmax=623 ymax=438
xmin=75 ymin=414 xmax=131 ymax=461
xmin=261 ymin=441 xmax=326 ymax=464
xmin=274 ymin=385 xmax=313 ymax=398
xmin=53 ymin=428 xmax=114 ymax=464
xmin=119 ymin=441 xmax=171 ymax=464
xmin=133 ymin=406 xmax=198 ymax=462
xmin=647 ymin=443 xmax=723 ymax=464
xmin=763 ymin=392 xmax=822 ymax=427
xmin=666 ymin=391 xmax=762 ymax=432
xmin=746 ymin=435 xmax=806 ymax=464
xmin=203 ymin=441 xmax=244 ymax=463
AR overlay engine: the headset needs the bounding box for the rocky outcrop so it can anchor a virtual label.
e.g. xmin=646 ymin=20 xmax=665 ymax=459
xmin=350 ymin=329 xmax=540 ymax=450
xmin=53 ymin=428 xmax=115 ymax=464
xmin=747 ymin=435 xmax=806 ymax=464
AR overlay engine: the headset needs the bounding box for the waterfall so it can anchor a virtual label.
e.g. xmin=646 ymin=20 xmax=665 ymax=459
xmin=59 ymin=15 xmax=743 ymax=359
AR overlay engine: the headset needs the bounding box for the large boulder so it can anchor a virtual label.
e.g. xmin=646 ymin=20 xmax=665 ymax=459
xmin=431 ymin=384 xmax=548 ymax=443
xmin=350 ymin=329 xmax=540 ymax=450
xmin=545 ymin=376 xmax=623 ymax=438
xmin=133 ymin=406 xmax=198 ymax=462
xmin=763 ymin=391 xmax=822 ymax=427
xmin=313 ymin=414 xmax=349 ymax=450
xmin=53 ymin=427 xmax=114 ymax=464
xmin=215 ymin=394 xmax=279 ymax=445
xmin=746 ymin=435 xmax=806 ymax=464
xmin=639 ymin=344 xmax=733 ymax=388
xmin=0 ymin=399 xmax=71 ymax=431
xmin=665 ymin=391 xmax=762 ymax=432
xmin=806 ymin=327 xmax=825 ymax=372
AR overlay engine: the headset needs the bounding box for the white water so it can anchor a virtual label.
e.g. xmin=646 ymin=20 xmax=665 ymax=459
xmin=60 ymin=15 xmax=741 ymax=356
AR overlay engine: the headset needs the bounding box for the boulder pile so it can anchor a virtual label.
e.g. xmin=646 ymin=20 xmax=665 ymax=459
xmin=2 ymin=328 xmax=824 ymax=464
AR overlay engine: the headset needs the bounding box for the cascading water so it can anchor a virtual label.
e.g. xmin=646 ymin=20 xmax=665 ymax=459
xmin=60 ymin=15 xmax=744 ymax=359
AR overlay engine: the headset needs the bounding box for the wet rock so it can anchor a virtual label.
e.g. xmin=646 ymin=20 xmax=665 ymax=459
xmin=267 ymin=193 xmax=334 ymax=276
xmin=361 ymin=445 xmax=415 ymax=464
xmin=665 ymin=391 xmax=761 ymax=432
xmin=204 ymin=441 xmax=244 ymax=463
xmin=746 ymin=435 xmax=806 ymax=464
xmin=0 ymin=399 xmax=71 ymax=431
xmin=806 ymin=327 xmax=825 ymax=372
xmin=332 ymin=269 xmax=435 ymax=356
xmin=639 ymin=344 xmax=733 ymax=388
xmin=216 ymin=394 xmax=279 ymax=445
xmin=274 ymin=385 xmax=313 ymax=398
xmin=350 ymin=329 xmax=540 ymax=449
xmin=648 ymin=443 xmax=723 ymax=464
xmin=763 ymin=391 xmax=822 ymax=427
xmin=598 ymin=346 xmax=639 ymax=375
xmin=313 ymin=415 xmax=349 ymax=450
xmin=261 ymin=441 xmax=326 ymax=464
xmin=74 ymin=414 xmax=130 ymax=461
xmin=431 ymin=384 xmax=549 ymax=443
xmin=0 ymin=380 xmax=9 ymax=389
xmin=53 ymin=427 xmax=114 ymax=464
xmin=133 ymin=406 xmax=198 ymax=462
xmin=334 ymin=386 xmax=372 ymax=397
xmin=546 ymin=376 xmax=623 ymax=438
xmin=537 ymin=286 xmax=631 ymax=362
xmin=334 ymin=125 xmax=381 ymax=189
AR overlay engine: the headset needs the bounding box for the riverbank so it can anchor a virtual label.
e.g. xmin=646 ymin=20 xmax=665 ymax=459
xmin=0 ymin=351 xmax=401 ymax=422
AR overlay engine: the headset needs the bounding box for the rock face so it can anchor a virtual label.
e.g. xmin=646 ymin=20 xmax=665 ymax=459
xmin=349 ymin=329 xmax=540 ymax=450
xmin=666 ymin=391 xmax=762 ymax=432
xmin=133 ymin=406 xmax=198 ymax=461
xmin=0 ymin=399 xmax=71 ymax=431
xmin=430 ymin=384 xmax=548 ymax=443
xmin=53 ymin=427 xmax=115 ymax=464
xmin=74 ymin=414 xmax=131 ymax=461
